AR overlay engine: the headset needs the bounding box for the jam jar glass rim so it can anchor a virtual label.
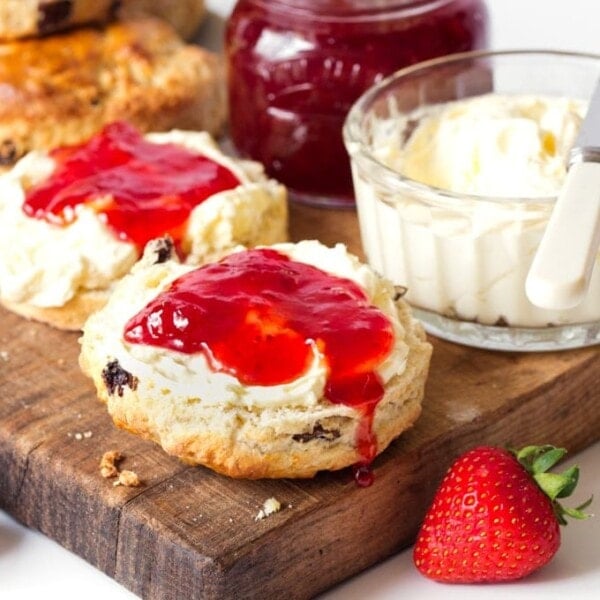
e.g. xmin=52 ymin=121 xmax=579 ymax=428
xmin=243 ymin=0 xmax=462 ymax=20
xmin=343 ymin=48 xmax=600 ymax=208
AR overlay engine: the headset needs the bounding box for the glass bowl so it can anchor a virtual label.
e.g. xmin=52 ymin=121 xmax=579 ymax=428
xmin=343 ymin=50 xmax=600 ymax=352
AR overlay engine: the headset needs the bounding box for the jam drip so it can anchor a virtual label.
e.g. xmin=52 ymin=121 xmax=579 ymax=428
xmin=22 ymin=121 xmax=241 ymax=249
xmin=124 ymin=248 xmax=395 ymax=477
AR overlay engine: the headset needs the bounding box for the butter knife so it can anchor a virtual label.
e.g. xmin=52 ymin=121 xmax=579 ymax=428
xmin=526 ymin=78 xmax=600 ymax=310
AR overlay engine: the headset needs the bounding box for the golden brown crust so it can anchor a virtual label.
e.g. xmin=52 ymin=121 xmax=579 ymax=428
xmin=0 ymin=0 xmax=206 ymax=41
xmin=79 ymin=290 xmax=432 ymax=479
xmin=120 ymin=0 xmax=206 ymax=41
xmin=0 ymin=18 xmax=225 ymax=166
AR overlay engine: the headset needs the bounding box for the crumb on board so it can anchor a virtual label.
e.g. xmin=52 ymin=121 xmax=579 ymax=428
xmin=100 ymin=450 xmax=122 ymax=478
xmin=113 ymin=470 xmax=142 ymax=488
xmin=254 ymin=497 xmax=282 ymax=522
xmin=100 ymin=450 xmax=142 ymax=487
xmin=0 ymin=350 xmax=9 ymax=362
xmin=73 ymin=430 xmax=93 ymax=441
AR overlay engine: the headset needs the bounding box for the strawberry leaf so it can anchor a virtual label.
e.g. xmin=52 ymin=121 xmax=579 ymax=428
xmin=512 ymin=444 xmax=593 ymax=526
xmin=562 ymin=504 xmax=592 ymax=521
xmin=534 ymin=472 xmax=574 ymax=501
xmin=555 ymin=466 xmax=579 ymax=498
xmin=532 ymin=447 xmax=567 ymax=473
xmin=515 ymin=444 xmax=553 ymax=463
xmin=577 ymin=496 xmax=594 ymax=511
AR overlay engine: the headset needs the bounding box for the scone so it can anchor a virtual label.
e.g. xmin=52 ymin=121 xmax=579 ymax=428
xmin=120 ymin=0 xmax=206 ymax=41
xmin=79 ymin=239 xmax=432 ymax=479
xmin=0 ymin=18 xmax=225 ymax=167
xmin=0 ymin=122 xmax=288 ymax=330
xmin=0 ymin=0 xmax=206 ymax=40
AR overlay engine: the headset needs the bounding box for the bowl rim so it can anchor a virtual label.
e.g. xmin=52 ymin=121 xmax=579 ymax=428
xmin=343 ymin=48 xmax=600 ymax=206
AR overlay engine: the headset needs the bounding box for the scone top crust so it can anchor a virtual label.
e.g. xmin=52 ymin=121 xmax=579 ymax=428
xmin=79 ymin=240 xmax=432 ymax=479
xmin=0 ymin=0 xmax=205 ymax=41
xmin=0 ymin=18 xmax=208 ymax=118
xmin=0 ymin=18 xmax=225 ymax=165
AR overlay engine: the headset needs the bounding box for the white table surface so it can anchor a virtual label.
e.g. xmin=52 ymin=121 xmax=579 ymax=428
xmin=1 ymin=1 xmax=599 ymax=598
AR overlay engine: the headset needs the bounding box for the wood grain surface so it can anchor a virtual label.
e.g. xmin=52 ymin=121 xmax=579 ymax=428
xmin=1 ymin=204 xmax=599 ymax=599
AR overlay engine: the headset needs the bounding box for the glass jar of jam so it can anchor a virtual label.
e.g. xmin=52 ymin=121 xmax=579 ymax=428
xmin=225 ymin=0 xmax=489 ymax=208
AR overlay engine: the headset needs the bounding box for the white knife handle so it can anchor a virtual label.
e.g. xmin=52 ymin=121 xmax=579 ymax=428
xmin=526 ymin=160 xmax=600 ymax=310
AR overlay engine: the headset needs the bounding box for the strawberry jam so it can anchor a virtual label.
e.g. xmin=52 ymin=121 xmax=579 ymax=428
xmin=22 ymin=122 xmax=241 ymax=249
xmin=226 ymin=0 xmax=488 ymax=207
xmin=124 ymin=248 xmax=395 ymax=479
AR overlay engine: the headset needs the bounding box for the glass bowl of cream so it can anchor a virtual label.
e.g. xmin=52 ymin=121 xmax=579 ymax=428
xmin=343 ymin=50 xmax=600 ymax=351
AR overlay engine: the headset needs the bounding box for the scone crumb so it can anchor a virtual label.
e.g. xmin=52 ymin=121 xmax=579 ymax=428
xmin=254 ymin=497 xmax=282 ymax=521
xmin=113 ymin=470 xmax=142 ymax=488
xmin=0 ymin=350 xmax=9 ymax=362
xmin=100 ymin=450 xmax=143 ymax=487
xmin=100 ymin=450 xmax=122 ymax=478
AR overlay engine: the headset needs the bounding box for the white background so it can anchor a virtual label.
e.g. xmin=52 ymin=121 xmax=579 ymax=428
xmin=2 ymin=1 xmax=599 ymax=598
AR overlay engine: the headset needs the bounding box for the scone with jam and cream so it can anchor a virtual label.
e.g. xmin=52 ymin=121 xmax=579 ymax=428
xmin=79 ymin=239 xmax=432 ymax=480
xmin=0 ymin=121 xmax=287 ymax=330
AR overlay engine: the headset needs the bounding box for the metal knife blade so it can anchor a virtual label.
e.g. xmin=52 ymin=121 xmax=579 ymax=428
xmin=571 ymin=77 xmax=600 ymax=164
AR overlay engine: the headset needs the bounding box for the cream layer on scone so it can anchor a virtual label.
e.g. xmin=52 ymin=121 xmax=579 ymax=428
xmin=82 ymin=240 xmax=410 ymax=411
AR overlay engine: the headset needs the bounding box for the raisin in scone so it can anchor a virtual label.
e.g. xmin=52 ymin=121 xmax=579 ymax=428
xmin=0 ymin=0 xmax=205 ymax=40
xmin=0 ymin=18 xmax=224 ymax=168
xmin=0 ymin=122 xmax=288 ymax=330
xmin=79 ymin=239 xmax=432 ymax=479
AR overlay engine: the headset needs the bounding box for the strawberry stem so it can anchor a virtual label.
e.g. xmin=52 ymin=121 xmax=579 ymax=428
xmin=511 ymin=444 xmax=592 ymax=526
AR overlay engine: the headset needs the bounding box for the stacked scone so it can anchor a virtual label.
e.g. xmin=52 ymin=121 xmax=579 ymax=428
xmin=0 ymin=1 xmax=289 ymax=332
xmin=0 ymin=0 xmax=207 ymax=40
xmin=0 ymin=0 xmax=221 ymax=167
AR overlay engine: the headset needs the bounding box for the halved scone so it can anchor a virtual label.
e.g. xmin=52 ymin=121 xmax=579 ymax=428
xmin=79 ymin=239 xmax=432 ymax=479
xmin=0 ymin=123 xmax=287 ymax=330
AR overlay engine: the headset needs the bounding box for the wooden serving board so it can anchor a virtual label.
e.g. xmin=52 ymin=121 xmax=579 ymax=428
xmin=1 ymin=204 xmax=600 ymax=599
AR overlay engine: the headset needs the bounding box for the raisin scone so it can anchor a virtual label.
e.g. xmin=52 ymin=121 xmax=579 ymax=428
xmin=0 ymin=0 xmax=206 ymax=40
xmin=0 ymin=122 xmax=288 ymax=330
xmin=119 ymin=0 xmax=206 ymax=41
xmin=79 ymin=239 xmax=432 ymax=479
xmin=0 ymin=18 xmax=224 ymax=168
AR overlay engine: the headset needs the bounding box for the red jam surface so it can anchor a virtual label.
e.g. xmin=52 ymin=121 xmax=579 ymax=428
xmin=22 ymin=122 xmax=241 ymax=249
xmin=124 ymin=248 xmax=395 ymax=477
xmin=226 ymin=0 xmax=488 ymax=205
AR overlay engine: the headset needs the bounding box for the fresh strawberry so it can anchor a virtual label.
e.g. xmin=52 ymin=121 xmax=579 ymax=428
xmin=413 ymin=444 xmax=592 ymax=583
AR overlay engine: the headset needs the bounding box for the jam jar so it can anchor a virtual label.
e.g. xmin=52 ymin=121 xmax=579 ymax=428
xmin=225 ymin=0 xmax=489 ymax=208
